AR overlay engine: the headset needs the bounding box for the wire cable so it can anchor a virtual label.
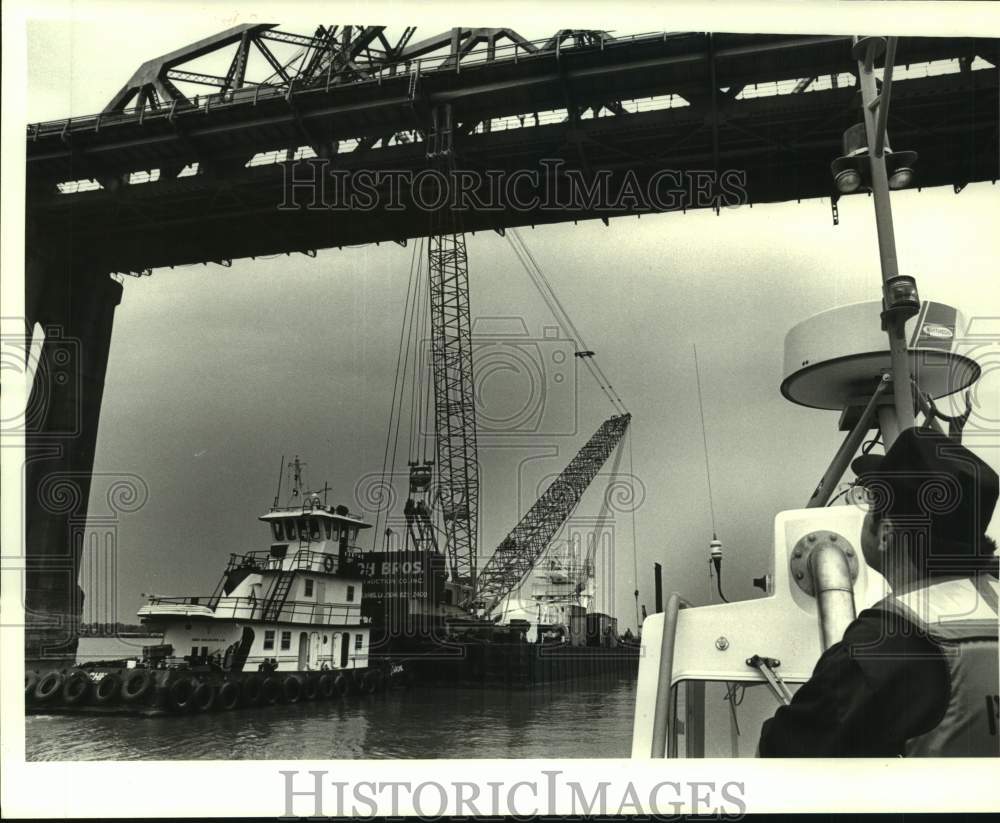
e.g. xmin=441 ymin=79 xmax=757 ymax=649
xmin=506 ymin=229 xmax=629 ymax=415
xmin=406 ymin=248 xmax=425 ymax=464
xmin=826 ymin=486 xmax=854 ymax=507
xmin=693 ymin=344 xmax=717 ymax=535
xmin=514 ymin=231 xmax=626 ymax=410
xmin=862 ymin=429 xmax=883 ymax=455
xmin=416 ymin=236 xmax=434 ymax=464
xmin=714 ymin=567 xmax=730 ymax=603
xmin=627 ymin=426 xmax=640 ymax=629
xmin=696 ymin=345 xmax=730 ymax=605
xmin=422 ymin=281 xmax=435 ymax=465
xmin=392 ymin=256 xmax=421 ymax=508
xmin=724 ymin=682 xmax=744 ymax=745
xmin=373 ymin=238 xmax=422 ymax=548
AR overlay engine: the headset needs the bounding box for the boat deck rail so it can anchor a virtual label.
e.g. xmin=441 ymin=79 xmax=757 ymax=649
xmin=141 ymin=594 xmax=370 ymax=625
xmin=228 ymin=547 xmax=363 ymax=575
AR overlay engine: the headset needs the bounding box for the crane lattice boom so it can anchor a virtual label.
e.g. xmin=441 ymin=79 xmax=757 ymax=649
xmin=472 ymin=413 xmax=631 ymax=614
xmin=427 ymin=104 xmax=479 ymax=588
xmin=429 ymin=231 xmax=479 ymax=586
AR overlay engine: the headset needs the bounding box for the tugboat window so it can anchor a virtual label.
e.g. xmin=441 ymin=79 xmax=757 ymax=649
xmin=271 ymin=522 xmax=281 ymax=540
xmin=304 ymin=579 xmax=314 ymax=597
xmin=324 ymin=521 xmax=332 ymax=540
xmin=310 ymin=518 xmax=320 ymax=540
xmin=280 ymin=631 xmax=292 ymax=650
xmin=263 ymin=630 xmax=275 ymax=650
xmin=354 ymin=633 xmax=363 ymax=650
xmin=346 ymin=585 xmax=355 ymax=602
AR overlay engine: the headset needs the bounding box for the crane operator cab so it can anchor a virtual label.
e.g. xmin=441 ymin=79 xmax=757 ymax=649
xmin=632 ymin=299 xmax=981 ymax=758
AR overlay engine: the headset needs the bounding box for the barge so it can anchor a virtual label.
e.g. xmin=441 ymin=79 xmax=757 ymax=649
xmin=361 ymin=541 xmax=640 ymax=688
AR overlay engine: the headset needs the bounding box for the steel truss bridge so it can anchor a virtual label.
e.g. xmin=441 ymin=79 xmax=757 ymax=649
xmin=26 ymin=27 xmax=999 ymax=277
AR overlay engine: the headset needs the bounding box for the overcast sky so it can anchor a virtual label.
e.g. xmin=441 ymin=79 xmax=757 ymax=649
xmin=25 ymin=14 xmax=1000 ymax=630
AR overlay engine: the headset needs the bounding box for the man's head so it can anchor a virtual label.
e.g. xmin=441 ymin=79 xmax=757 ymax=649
xmin=854 ymin=427 xmax=999 ymax=585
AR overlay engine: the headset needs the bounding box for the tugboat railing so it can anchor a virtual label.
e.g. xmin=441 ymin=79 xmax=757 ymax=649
xmin=143 ymin=595 xmax=370 ymax=625
xmin=226 ymin=547 xmax=364 ymax=576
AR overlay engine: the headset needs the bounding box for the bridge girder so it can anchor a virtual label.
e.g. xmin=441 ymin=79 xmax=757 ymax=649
xmin=26 ymin=31 xmax=999 ymax=274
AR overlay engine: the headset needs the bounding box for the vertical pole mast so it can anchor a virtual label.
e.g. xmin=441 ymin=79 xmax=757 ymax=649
xmin=854 ymin=36 xmax=915 ymax=443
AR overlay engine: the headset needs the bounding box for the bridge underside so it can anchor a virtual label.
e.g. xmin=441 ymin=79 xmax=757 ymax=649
xmin=27 ymin=33 xmax=999 ymax=274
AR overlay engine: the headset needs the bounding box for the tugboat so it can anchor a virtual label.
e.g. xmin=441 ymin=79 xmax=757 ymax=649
xmin=25 ymin=457 xmax=388 ymax=715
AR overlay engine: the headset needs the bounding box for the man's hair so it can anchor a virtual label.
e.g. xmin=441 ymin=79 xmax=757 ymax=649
xmin=870 ymin=509 xmax=998 ymax=576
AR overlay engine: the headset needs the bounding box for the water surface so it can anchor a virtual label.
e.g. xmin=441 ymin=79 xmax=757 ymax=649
xmin=26 ymin=677 xmax=637 ymax=761
xmin=27 ymin=639 xmax=636 ymax=760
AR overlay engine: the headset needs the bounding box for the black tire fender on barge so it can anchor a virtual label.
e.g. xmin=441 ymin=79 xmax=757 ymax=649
xmin=24 ymin=673 xmax=39 ymax=701
xmin=302 ymin=675 xmax=319 ymax=701
xmin=62 ymin=670 xmax=92 ymax=705
xmin=217 ymin=681 xmax=240 ymax=711
xmin=94 ymin=672 xmax=122 ymax=705
xmin=283 ymin=675 xmax=302 ymax=703
xmin=261 ymin=676 xmax=281 ymax=705
xmin=33 ymin=671 xmax=63 ymax=702
xmin=121 ymin=669 xmax=155 ymax=702
xmin=192 ymin=681 xmax=215 ymax=712
xmin=361 ymin=670 xmax=381 ymax=695
xmin=241 ymin=674 xmax=263 ymax=705
xmin=333 ymin=674 xmax=349 ymax=698
xmin=318 ymin=673 xmax=335 ymax=699
xmin=167 ymin=677 xmax=196 ymax=712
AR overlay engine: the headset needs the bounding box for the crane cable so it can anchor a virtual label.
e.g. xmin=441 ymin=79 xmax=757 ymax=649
xmin=509 ymin=229 xmax=627 ymax=414
xmin=407 ymin=249 xmax=427 ymax=464
xmin=422 ymin=307 xmax=435 ymax=465
xmin=506 ymin=229 xmax=628 ymax=415
xmin=397 ymin=237 xmax=426 ymax=469
xmin=627 ymin=425 xmax=641 ymax=631
xmin=585 ymin=434 xmax=629 ymax=623
xmin=415 ymin=252 xmax=435 ymax=465
xmin=374 ymin=237 xmax=425 ymax=548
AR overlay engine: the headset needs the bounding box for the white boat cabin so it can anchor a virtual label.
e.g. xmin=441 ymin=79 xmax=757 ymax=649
xmin=138 ymin=496 xmax=374 ymax=673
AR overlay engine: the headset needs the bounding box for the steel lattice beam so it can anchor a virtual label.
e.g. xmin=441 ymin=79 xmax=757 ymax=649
xmin=427 ymin=104 xmax=480 ymax=589
xmin=472 ymin=413 xmax=632 ymax=615
xmin=103 ymin=23 xmax=274 ymax=113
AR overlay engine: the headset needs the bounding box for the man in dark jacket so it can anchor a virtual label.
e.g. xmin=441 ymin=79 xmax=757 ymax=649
xmin=758 ymin=427 xmax=999 ymax=757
